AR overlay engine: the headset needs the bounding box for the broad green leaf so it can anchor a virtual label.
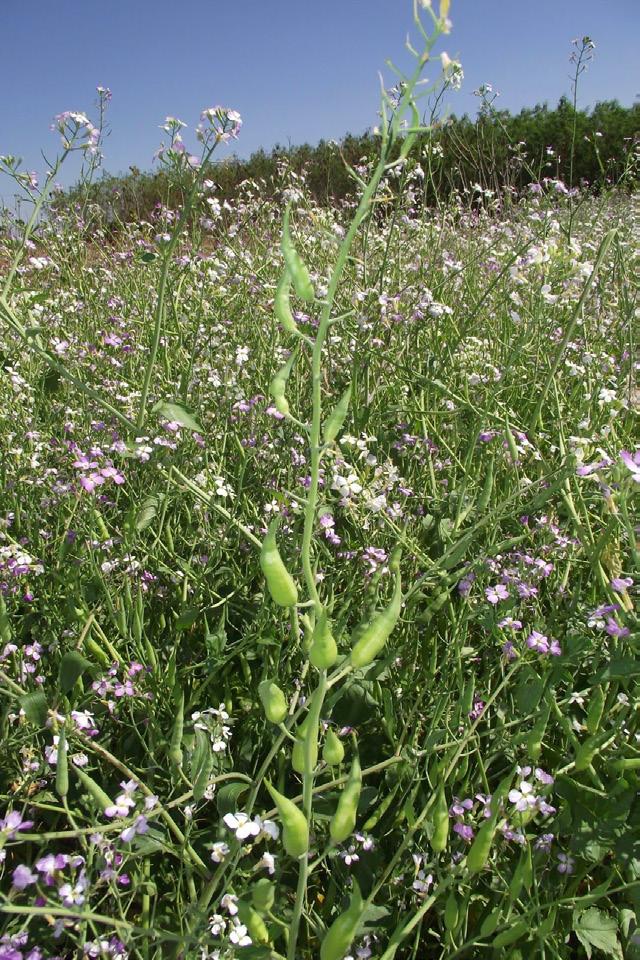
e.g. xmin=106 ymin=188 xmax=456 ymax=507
xmin=152 ymin=400 xmax=203 ymax=433
xmin=135 ymin=495 xmax=161 ymax=531
xmin=19 ymin=691 xmax=48 ymax=727
xmin=58 ymin=651 xmax=91 ymax=694
xmin=574 ymin=908 xmax=623 ymax=960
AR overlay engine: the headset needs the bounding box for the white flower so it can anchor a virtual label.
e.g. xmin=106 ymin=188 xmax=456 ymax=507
xmin=256 ymin=817 xmax=280 ymax=841
xmin=209 ymin=913 xmax=226 ymax=936
xmin=229 ymin=921 xmax=252 ymax=946
xmin=223 ymin=812 xmax=261 ymax=840
xmin=220 ymin=893 xmax=239 ymax=916
xmin=508 ymin=781 xmax=537 ymax=811
xmin=210 ymin=841 xmax=230 ymax=863
xmin=256 ymin=851 xmax=276 ymax=874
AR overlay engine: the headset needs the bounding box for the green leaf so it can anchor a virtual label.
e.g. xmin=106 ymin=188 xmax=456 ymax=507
xmin=574 ymin=908 xmax=623 ymax=960
xmin=176 ymin=606 xmax=199 ymax=631
xmin=135 ymin=495 xmax=161 ymax=531
xmin=152 ymin=400 xmax=203 ymax=433
xmin=216 ymin=781 xmax=250 ymax=817
xmin=58 ymin=651 xmax=91 ymax=694
xmin=19 ymin=691 xmax=48 ymax=727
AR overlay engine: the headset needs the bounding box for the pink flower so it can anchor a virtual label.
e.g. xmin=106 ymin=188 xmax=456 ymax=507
xmin=485 ymin=583 xmax=509 ymax=604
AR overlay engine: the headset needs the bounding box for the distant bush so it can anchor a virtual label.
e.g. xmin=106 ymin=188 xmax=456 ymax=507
xmin=55 ymin=98 xmax=639 ymax=231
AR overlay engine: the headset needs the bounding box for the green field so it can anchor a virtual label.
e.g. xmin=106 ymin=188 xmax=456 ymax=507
xmin=0 ymin=6 xmax=638 ymax=959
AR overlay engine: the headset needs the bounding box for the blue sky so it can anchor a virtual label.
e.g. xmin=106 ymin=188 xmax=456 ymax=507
xmin=1 ymin=0 xmax=638 ymax=202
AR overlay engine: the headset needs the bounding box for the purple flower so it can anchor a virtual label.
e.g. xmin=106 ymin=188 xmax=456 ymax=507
xmin=12 ymin=864 xmax=38 ymax=889
xmin=605 ymin=618 xmax=629 ymax=639
xmin=0 ymin=810 xmax=34 ymax=838
xmin=535 ymin=832 xmax=554 ymax=852
xmin=610 ymin=576 xmax=633 ymax=592
xmin=557 ymin=852 xmax=575 ymax=874
xmin=620 ymin=449 xmax=640 ymax=482
xmin=453 ymin=822 xmax=475 ymax=842
xmin=486 ymin=583 xmax=509 ymax=604
xmin=526 ymin=631 xmax=549 ymax=653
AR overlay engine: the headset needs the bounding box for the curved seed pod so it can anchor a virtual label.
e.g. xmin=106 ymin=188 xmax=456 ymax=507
xmin=237 ymin=902 xmax=269 ymax=944
xmin=323 ymin=385 xmax=352 ymax=444
xmin=168 ymin=690 xmax=185 ymax=767
xmin=350 ymin=569 xmax=402 ymax=668
xmin=586 ymin=685 xmax=605 ymax=735
xmin=274 ymin=269 xmax=299 ymax=335
xmin=461 ymin=676 xmax=475 ymax=717
xmin=504 ymin=418 xmax=520 ymax=464
xmin=320 ymin=882 xmax=364 ymax=960
xmin=309 ymin=607 xmax=338 ymax=669
xmin=251 ymin=878 xmax=275 ymax=914
xmin=574 ymin=730 xmax=611 ymax=771
xmin=55 ymin=728 xmax=69 ymax=798
xmin=291 ymin=714 xmax=318 ymax=775
xmin=526 ymin=702 xmax=551 ymax=761
xmin=264 ymin=780 xmax=308 ymax=858
xmin=465 ymin=774 xmax=511 ymax=875
xmin=258 ymin=679 xmax=288 ymax=725
xmin=323 ymin=728 xmax=345 ymax=766
xmin=466 ymin=817 xmax=496 ymax=875
xmin=73 ymin=767 xmax=114 ymax=812
xmin=476 ymin=456 xmax=494 ymax=513
xmin=260 ymin=519 xmax=298 ymax=608
xmin=492 ymin=921 xmax=528 ymax=949
xmin=444 ymin=892 xmax=459 ymax=932
xmin=330 ymin=753 xmax=362 ymax=844
xmin=269 ymin=351 xmax=296 ymax=418
xmin=282 ymin=205 xmax=314 ymax=302
xmin=430 ymin=783 xmax=450 ymax=853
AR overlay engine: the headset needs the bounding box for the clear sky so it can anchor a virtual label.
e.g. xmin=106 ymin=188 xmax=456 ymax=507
xmin=1 ymin=0 xmax=638 ymax=202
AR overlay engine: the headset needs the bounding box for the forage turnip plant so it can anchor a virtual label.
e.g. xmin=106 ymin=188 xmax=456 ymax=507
xmin=0 ymin=1 xmax=638 ymax=958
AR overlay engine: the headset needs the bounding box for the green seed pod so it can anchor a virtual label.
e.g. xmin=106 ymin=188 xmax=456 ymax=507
xmin=430 ymin=783 xmax=450 ymax=853
xmin=461 ymin=676 xmax=475 ymax=717
xmin=282 ymin=205 xmax=314 ymax=302
xmin=466 ymin=818 xmax=496 ymax=875
xmin=323 ymin=728 xmax=345 ymax=766
xmin=586 ymin=685 xmax=605 ymax=735
xmin=251 ymin=878 xmax=275 ymax=914
xmin=274 ymin=269 xmax=299 ymax=335
xmin=480 ymin=909 xmax=501 ymax=938
xmin=73 ymin=766 xmax=114 ymax=813
xmin=320 ymin=882 xmax=364 ymax=960
xmin=260 ymin=519 xmax=298 ymax=608
xmin=291 ymin=714 xmax=318 ymax=775
xmin=309 ymin=608 xmax=338 ymax=669
xmin=330 ymin=753 xmax=362 ymax=844
xmin=492 ymin=920 xmax=528 ymax=949
xmin=509 ymin=846 xmax=532 ymax=900
xmin=611 ymin=758 xmax=640 ymax=771
xmin=476 ymin=456 xmax=495 ymax=513
xmin=504 ymin=418 xmax=520 ymax=464
xmin=444 ymin=892 xmax=459 ymax=932
xmin=264 ymin=780 xmax=308 ymax=858
xmin=323 ymin=385 xmax=352 ymax=444
xmin=350 ymin=569 xmax=402 ymax=668
xmin=55 ymin=728 xmax=69 ymax=799
xmin=259 ymin=679 xmax=288 ymax=725
xmin=168 ymin=690 xmax=185 ymax=767
xmin=526 ymin=703 xmax=551 ymax=761
xmin=574 ymin=730 xmax=610 ymax=771
xmin=237 ymin=902 xmax=269 ymax=944
xmin=0 ymin=596 xmax=11 ymax=644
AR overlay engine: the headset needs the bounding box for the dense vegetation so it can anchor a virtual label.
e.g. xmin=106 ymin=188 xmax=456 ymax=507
xmin=0 ymin=4 xmax=637 ymax=959
xmin=50 ymin=96 xmax=639 ymax=233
